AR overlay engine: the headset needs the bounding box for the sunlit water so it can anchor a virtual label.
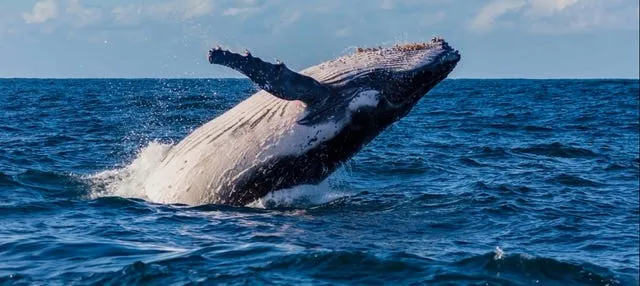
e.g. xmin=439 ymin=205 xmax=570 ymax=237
xmin=0 ymin=79 xmax=638 ymax=285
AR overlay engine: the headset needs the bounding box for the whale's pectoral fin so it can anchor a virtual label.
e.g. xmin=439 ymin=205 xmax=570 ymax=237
xmin=208 ymin=47 xmax=330 ymax=104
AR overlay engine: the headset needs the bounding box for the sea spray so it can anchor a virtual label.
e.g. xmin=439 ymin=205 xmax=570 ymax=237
xmin=87 ymin=141 xmax=173 ymax=200
xmin=246 ymin=180 xmax=348 ymax=209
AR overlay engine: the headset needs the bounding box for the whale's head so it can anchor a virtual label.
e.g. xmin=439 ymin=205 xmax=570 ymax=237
xmin=289 ymin=37 xmax=459 ymax=131
xmin=307 ymin=37 xmax=460 ymax=116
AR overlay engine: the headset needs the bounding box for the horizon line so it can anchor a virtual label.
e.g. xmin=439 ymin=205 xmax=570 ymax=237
xmin=1 ymin=77 xmax=638 ymax=80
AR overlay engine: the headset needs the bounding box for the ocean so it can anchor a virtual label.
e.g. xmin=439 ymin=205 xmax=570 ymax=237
xmin=0 ymin=78 xmax=638 ymax=285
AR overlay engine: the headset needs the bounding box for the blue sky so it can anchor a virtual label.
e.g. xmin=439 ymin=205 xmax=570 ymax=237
xmin=0 ymin=0 xmax=638 ymax=78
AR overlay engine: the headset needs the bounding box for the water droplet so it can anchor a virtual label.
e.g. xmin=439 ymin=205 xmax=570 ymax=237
xmin=494 ymin=246 xmax=504 ymax=260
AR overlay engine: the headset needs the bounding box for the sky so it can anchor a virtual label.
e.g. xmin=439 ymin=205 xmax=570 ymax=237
xmin=0 ymin=0 xmax=638 ymax=78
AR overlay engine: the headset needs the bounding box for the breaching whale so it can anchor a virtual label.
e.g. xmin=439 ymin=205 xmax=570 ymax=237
xmin=143 ymin=37 xmax=460 ymax=206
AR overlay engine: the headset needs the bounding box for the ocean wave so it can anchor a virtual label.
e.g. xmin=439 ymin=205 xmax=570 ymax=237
xmin=452 ymin=252 xmax=626 ymax=285
xmin=458 ymin=157 xmax=488 ymax=167
xmin=14 ymin=169 xmax=83 ymax=192
xmin=471 ymin=146 xmax=510 ymax=158
xmin=514 ymin=142 xmax=599 ymax=158
xmin=2 ymin=78 xmax=637 ymax=285
xmin=0 ymin=200 xmax=77 ymax=216
xmin=472 ymin=181 xmax=533 ymax=195
xmin=550 ymin=174 xmax=603 ymax=187
xmin=6 ymin=250 xmax=628 ymax=285
xmin=523 ymin=125 xmax=554 ymax=132
xmin=0 ymin=169 xmax=86 ymax=201
xmin=0 ymin=172 xmax=18 ymax=187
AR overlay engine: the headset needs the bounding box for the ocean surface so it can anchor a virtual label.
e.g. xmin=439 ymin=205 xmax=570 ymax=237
xmin=0 ymin=78 xmax=638 ymax=285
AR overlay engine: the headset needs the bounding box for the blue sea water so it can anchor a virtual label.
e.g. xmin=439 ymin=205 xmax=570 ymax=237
xmin=0 ymin=78 xmax=638 ymax=285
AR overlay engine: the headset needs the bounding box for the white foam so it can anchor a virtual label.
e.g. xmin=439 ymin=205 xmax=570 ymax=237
xmin=246 ymin=179 xmax=347 ymax=209
xmin=494 ymin=246 xmax=505 ymax=260
xmin=86 ymin=141 xmax=173 ymax=201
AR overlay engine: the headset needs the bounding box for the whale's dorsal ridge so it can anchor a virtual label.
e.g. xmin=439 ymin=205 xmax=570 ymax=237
xmin=208 ymin=47 xmax=331 ymax=105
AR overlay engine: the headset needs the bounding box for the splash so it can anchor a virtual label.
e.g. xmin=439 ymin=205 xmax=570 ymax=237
xmin=494 ymin=246 xmax=505 ymax=260
xmin=246 ymin=180 xmax=348 ymax=209
xmin=86 ymin=141 xmax=173 ymax=201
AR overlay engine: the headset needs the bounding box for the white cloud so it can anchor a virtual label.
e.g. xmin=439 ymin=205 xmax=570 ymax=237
xmin=219 ymin=0 xmax=266 ymax=18
xmin=472 ymin=0 xmax=639 ymax=33
xmin=335 ymin=27 xmax=351 ymax=37
xmin=280 ymin=10 xmax=301 ymax=26
xmin=528 ymin=0 xmax=639 ymax=33
xmin=111 ymin=5 xmax=141 ymax=25
xmin=66 ymin=0 xmax=102 ymax=27
xmin=470 ymin=0 xmax=525 ymax=32
xmin=265 ymin=9 xmax=301 ymax=34
xmin=237 ymin=0 xmax=259 ymax=5
xmin=421 ymin=11 xmax=447 ymax=26
xmin=527 ymin=0 xmax=579 ymax=16
xmin=112 ymin=0 xmax=214 ymax=25
xmin=223 ymin=7 xmax=253 ymax=16
xmin=182 ymin=0 xmax=215 ymax=19
xmin=380 ymin=0 xmax=396 ymax=10
xmin=22 ymin=0 xmax=59 ymax=24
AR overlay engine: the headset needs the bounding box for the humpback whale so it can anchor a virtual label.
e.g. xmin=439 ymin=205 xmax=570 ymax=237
xmin=143 ymin=37 xmax=460 ymax=206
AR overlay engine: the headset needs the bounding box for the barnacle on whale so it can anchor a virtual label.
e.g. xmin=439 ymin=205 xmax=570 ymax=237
xmin=355 ymin=37 xmax=447 ymax=54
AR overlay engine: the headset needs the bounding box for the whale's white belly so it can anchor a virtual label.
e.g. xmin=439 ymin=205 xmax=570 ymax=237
xmin=142 ymin=90 xmax=349 ymax=205
xmin=142 ymin=91 xmax=301 ymax=204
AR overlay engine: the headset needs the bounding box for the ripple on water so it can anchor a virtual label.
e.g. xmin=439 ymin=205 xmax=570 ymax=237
xmin=550 ymin=174 xmax=603 ymax=187
xmin=0 ymin=79 xmax=637 ymax=285
xmin=513 ymin=142 xmax=599 ymax=158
